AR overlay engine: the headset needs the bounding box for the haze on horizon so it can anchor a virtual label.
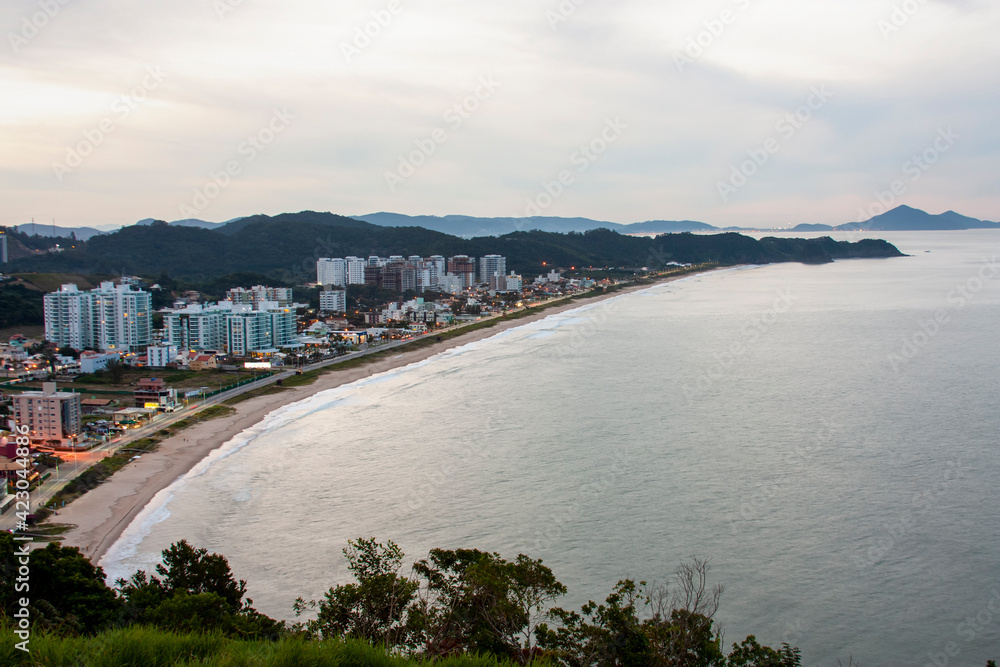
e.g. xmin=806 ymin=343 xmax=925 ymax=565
xmin=2 ymin=0 xmax=999 ymax=230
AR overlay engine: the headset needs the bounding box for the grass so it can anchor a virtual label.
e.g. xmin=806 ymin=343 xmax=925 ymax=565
xmin=169 ymin=405 xmax=237 ymax=430
xmin=35 ymin=405 xmax=235 ymax=523
xmin=0 ymin=626 xmax=533 ymax=667
xmin=9 ymin=272 xmax=110 ymax=293
xmin=223 ymin=384 xmax=291 ymax=405
xmin=36 ymin=437 xmax=163 ymax=522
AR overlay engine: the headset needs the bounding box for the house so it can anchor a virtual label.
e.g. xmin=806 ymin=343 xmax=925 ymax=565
xmin=189 ymin=354 xmax=218 ymax=371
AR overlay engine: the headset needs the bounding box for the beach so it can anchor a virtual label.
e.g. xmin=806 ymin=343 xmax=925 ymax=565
xmin=55 ymin=271 xmax=706 ymax=564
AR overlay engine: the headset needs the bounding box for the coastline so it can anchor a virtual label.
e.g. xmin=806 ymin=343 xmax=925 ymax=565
xmin=54 ymin=267 xmax=724 ymax=565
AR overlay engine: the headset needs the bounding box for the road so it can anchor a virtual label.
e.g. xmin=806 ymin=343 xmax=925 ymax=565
xmin=3 ymin=298 xmax=567 ymax=532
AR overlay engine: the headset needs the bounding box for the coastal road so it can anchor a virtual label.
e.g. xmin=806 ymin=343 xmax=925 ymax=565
xmin=3 ymin=295 xmax=577 ymax=532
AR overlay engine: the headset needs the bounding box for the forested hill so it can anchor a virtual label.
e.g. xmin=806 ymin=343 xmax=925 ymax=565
xmin=4 ymin=211 xmax=904 ymax=282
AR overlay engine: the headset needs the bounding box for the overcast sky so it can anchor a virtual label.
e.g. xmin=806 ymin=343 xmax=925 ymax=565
xmin=2 ymin=0 xmax=999 ymax=229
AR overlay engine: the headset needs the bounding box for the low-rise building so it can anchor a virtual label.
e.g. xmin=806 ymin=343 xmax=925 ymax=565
xmin=79 ymin=351 xmax=120 ymax=374
xmin=134 ymin=378 xmax=177 ymax=410
xmin=11 ymin=382 xmax=82 ymax=448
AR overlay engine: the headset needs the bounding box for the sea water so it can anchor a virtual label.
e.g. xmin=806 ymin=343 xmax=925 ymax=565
xmin=102 ymin=231 xmax=1000 ymax=666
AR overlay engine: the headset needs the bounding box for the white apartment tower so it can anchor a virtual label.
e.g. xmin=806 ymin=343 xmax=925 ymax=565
xmin=317 ymin=258 xmax=347 ymax=287
xmin=44 ymin=282 xmax=151 ymax=352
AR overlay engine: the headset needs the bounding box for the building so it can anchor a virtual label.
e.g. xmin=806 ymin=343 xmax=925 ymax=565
xmin=226 ymin=304 xmax=298 ymax=356
xmin=364 ymin=265 xmax=383 ymax=288
xmin=479 ymin=255 xmax=507 ymax=284
xmin=11 ymin=382 xmax=82 ymax=448
xmin=91 ymin=281 xmax=152 ymax=352
xmin=317 ymin=258 xmax=347 ymax=287
xmin=44 ymin=282 xmax=151 ymax=352
xmin=164 ymin=302 xmax=232 ymax=352
xmin=227 ymin=286 xmax=293 ymax=306
xmin=320 ymin=290 xmax=347 ymax=313
xmin=448 ymin=256 xmax=477 ymax=288
xmin=164 ymin=301 xmax=296 ymax=356
xmin=146 ymin=344 xmax=179 ymax=367
xmin=439 ymin=274 xmax=466 ymax=295
xmin=134 ymin=378 xmax=177 ymax=409
xmin=44 ymin=284 xmax=94 ymax=350
xmin=79 ymin=351 xmax=119 ymax=374
xmin=346 ymin=256 xmax=366 ymax=285
xmin=0 ymin=232 xmax=7 ymax=263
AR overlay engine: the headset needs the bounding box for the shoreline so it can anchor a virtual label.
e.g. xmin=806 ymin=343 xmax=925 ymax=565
xmin=54 ymin=267 xmax=724 ymax=565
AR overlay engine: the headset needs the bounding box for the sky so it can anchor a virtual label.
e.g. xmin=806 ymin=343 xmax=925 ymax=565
xmin=2 ymin=0 xmax=999 ymax=230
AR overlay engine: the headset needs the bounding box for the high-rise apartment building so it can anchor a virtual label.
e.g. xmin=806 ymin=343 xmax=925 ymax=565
xmin=44 ymin=282 xmax=151 ymax=352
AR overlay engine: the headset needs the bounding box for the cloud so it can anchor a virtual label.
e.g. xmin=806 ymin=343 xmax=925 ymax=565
xmin=2 ymin=0 xmax=999 ymax=228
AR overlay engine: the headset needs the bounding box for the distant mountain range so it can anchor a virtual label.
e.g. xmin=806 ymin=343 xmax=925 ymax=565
xmin=2 ymin=212 xmax=904 ymax=282
xmin=353 ymin=213 xmax=718 ymax=237
xmin=6 ymin=205 xmax=996 ymax=242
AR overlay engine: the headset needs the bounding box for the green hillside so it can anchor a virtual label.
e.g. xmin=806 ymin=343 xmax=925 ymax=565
xmin=4 ymin=211 xmax=905 ymax=283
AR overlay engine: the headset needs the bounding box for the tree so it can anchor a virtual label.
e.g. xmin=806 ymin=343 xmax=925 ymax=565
xmin=115 ymin=540 xmax=282 ymax=639
xmin=537 ymin=579 xmax=652 ymax=667
xmin=727 ymin=635 xmax=800 ymax=667
xmin=301 ymin=538 xmax=418 ymax=647
xmin=538 ymin=558 xmax=798 ymax=667
xmin=644 ymin=557 xmax=725 ymax=665
xmin=104 ymin=358 xmax=126 ymax=385
xmin=0 ymin=535 xmax=121 ymax=635
xmin=411 ymin=548 xmax=566 ymax=662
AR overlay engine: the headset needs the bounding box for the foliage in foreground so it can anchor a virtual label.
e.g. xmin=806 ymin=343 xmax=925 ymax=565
xmin=0 ymin=626 xmax=526 ymax=667
xmin=7 ymin=535 xmax=970 ymax=666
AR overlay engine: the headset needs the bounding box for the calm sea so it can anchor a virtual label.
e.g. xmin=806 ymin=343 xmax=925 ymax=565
xmin=103 ymin=231 xmax=1000 ymax=666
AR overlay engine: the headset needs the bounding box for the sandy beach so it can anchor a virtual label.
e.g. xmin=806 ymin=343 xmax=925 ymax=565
xmin=54 ymin=270 xmax=709 ymax=565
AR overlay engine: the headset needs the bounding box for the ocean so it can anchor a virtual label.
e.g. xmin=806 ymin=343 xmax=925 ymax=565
xmin=102 ymin=230 xmax=1000 ymax=666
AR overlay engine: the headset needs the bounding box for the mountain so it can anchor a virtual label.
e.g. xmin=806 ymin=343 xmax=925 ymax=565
xmin=356 ymin=213 xmax=717 ymax=237
xmin=135 ymin=217 xmax=243 ymax=230
xmin=4 ymin=211 xmax=904 ymax=282
xmin=791 ymin=223 xmax=835 ymax=232
xmin=11 ymin=223 xmax=105 ymax=240
xmin=838 ymin=205 xmax=1000 ymax=231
